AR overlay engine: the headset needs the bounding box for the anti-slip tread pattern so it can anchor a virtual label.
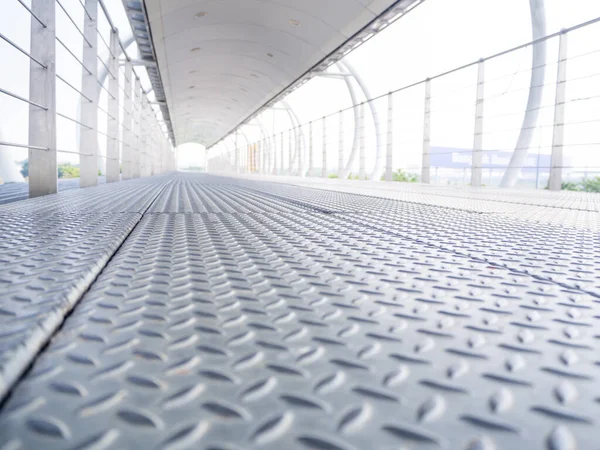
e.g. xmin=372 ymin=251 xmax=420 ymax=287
xmin=0 ymin=174 xmax=599 ymax=449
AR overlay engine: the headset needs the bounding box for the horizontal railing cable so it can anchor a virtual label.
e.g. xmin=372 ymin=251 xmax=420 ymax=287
xmin=0 ymin=31 xmax=47 ymax=68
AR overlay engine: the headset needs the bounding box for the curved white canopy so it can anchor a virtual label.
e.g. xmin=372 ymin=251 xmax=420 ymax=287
xmin=144 ymin=0 xmax=415 ymax=146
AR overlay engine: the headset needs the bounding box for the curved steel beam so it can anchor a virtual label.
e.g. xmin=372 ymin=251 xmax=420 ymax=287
xmin=238 ymin=130 xmax=251 ymax=173
xmin=337 ymin=64 xmax=361 ymax=180
xmin=281 ymin=100 xmax=303 ymax=176
xmin=256 ymin=117 xmax=274 ymax=174
xmin=500 ymin=0 xmax=547 ymax=187
xmin=339 ymin=60 xmax=384 ymax=181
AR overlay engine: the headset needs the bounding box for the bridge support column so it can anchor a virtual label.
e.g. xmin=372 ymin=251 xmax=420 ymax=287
xmin=359 ymin=103 xmax=366 ymax=180
xmin=280 ymin=132 xmax=284 ymax=174
xmin=106 ymin=29 xmax=120 ymax=183
xmin=471 ymin=59 xmax=485 ymax=188
xmin=122 ymin=62 xmax=133 ymax=180
xmin=421 ymin=79 xmax=431 ymax=184
xmin=322 ymin=117 xmax=327 ymax=177
xmin=132 ymin=78 xmax=142 ymax=178
xmin=288 ymin=129 xmax=293 ymax=175
xmin=338 ymin=110 xmax=344 ymax=177
xmin=549 ymin=30 xmax=567 ymax=191
xmin=28 ymin=0 xmax=57 ymax=198
xmin=79 ymin=0 xmax=99 ymax=188
xmin=385 ymin=92 xmax=394 ymax=181
xmin=309 ymin=121 xmax=314 ymax=176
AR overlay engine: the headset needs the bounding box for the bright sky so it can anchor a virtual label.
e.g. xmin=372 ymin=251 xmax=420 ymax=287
xmin=2 ymin=0 xmax=600 ymax=181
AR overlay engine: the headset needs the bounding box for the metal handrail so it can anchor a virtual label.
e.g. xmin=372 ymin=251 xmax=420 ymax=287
xmin=16 ymin=0 xmax=46 ymax=28
xmin=0 ymin=87 xmax=47 ymax=110
xmin=56 ymin=37 xmax=93 ymax=76
xmin=56 ymin=74 xmax=93 ymax=103
xmin=0 ymin=141 xmax=49 ymax=151
xmin=0 ymin=31 xmax=46 ymax=68
xmin=55 ymin=0 xmax=92 ymax=48
xmin=56 ymin=112 xmax=93 ymax=130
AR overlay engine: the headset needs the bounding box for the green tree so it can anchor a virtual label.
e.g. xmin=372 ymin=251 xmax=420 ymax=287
xmin=57 ymin=163 xmax=80 ymax=179
xmin=20 ymin=160 xmax=28 ymax=179
xmin=381 ymin=169 xmax=418 ymax=182
xmin=582 ymin=176 xmax=600 ymax=192
xmin=560 ymin=181 xmax=581 ymax=191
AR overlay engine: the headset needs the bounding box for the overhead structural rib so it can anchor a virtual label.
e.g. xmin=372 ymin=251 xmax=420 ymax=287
xmin=121 ymin=0 xmax=176 ymax=146
xmin=208 ymin=0 xmax=425 ymax=150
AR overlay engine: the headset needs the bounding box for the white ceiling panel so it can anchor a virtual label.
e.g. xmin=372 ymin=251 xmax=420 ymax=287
xmin=144 ymin=0 xmax=417 ymax=146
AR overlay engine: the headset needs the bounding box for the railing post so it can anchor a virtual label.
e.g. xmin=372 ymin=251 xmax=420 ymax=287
xmin=385 ymin=92 xmax=394 ymax=181
xmin=106 ymin=29 xmax=120 ymax=182
xmin=159 ymin=139 xmax=165 ymax=174
xmin=421 ymin=78 xmax=431 ymax=183
xmin=270 ymin=136 xmax=273 ymax=174
xmin=79 ymin=0 xmax=99 ymax=188
xmin=338 ymin=110 xmax=344 ymax=177
xmin=471 ymin=59 xmax=485 ymax=187
xmin=132 ymin=77 xmax=141 ymax=178
xmin=280 ymin=132 xmax=284 ymax=174
xmin=28 ymin=0 xmax=57 ymax=198
xmin=297 ymin=125 xmax=303 ymax=177
xmin=322 ymin=117 xmax=327 ymax=177
xmin=309 ymin=121 xmax=314 ymax=176
xmin=549 ymin=30 xmax=568 ymax=191
xmin=271 ymin=133 xmax=276 ymax=175
xmin=359 ymin=103 xmax=366 ymax=179
xmin=261 ymin=138 xmax=266 ymax=174
xmin=288 ymin=129 xmax=293 ymax=175
xmin=154 ymin=129 xmax=160 ymax=176
xmin=139 ymin=100 xmax=148 ymax=177
xmin=122 ymin=61 xmax=133 ymax=180
xmin=257 ymin=140 xmax=262 ymax=174
xmin=235 ymin=132 xmax=239 ymax=174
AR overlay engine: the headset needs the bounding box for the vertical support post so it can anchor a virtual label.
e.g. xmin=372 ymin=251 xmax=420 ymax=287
xmin=256 ymin=141 xmax=259 ymax=174
xmin=29 ymin=0 xmax=57 ymax=197
xmin=79 ymin=0 xmax=99 ymax=187
xmin=385 ymin=92 xmax=394 ymax=181
xmin=139 ymin=100 xmax=147 ymax=177
xmin=106 ymin=29 xmax=120 ymax=182
xmin=421 ymin=79 xmax=431 ymax=183
xmin=359 ymin=103 xmax=366 ymax=179
xmin=272 ymin=133 xmax=277 ymax=175
xmin=288 ymin=129 xmax=292 ymax=175
xmin=549 ymin=30 xmax=568 ymax=191
xmin=297 ymin=125 xmax=303 ymax=177
xmin=122 ymin=61 xmax=133 ymax=180
xmin=235 ymin=131 xmax=239 ymax=174
xmin=322 ymin=116 xmax=327 ymax=177
xmin=309 ymin=121 xmax=314 ymax=176
xmin=338 ymin=110 xmax=344 ymax=177
xmin=280 ymin=132 xmax=284 ymax=174
xmin=154 ymin=129 xmax=160 ymax=175
xmin=132 ymin=78 xmax=142 ymax=178
xmin=471 ymin=59 xmax=485 ymax=187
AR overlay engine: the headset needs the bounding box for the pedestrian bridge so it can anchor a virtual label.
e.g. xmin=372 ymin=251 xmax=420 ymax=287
xmin=1 ymin=0 xmax=600 ymax=449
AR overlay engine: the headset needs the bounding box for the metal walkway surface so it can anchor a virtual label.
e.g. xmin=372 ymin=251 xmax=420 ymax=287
xmin=0 ymin=177 xmax=109 ymax=206
xmin=0 ymin=174 xmax=599 ymax=450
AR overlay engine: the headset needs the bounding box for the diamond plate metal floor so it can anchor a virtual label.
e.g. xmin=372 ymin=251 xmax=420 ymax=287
xmin=0 ymin=173 xmax=599 ymax=449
